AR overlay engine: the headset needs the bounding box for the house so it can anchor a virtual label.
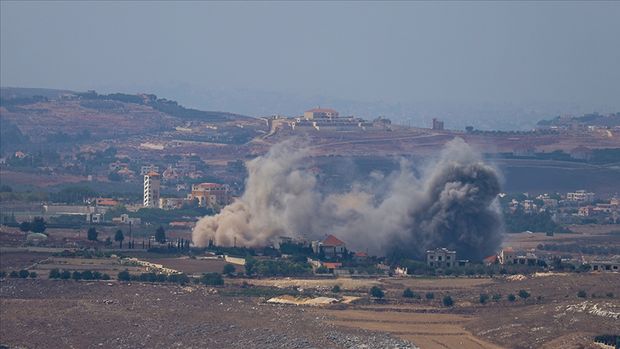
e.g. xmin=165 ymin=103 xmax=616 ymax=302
xmin=483 ymin=255 xmax=499 ymax=266
xmin=322 ymin=262 xmax=342 ymax=273
xmin=499 ymin=247 xmax=517 ymax=265
xmin=312 ymin=234 xmax=346 ymax=258
xmin=353 ymin=251 xmax=368 ymax=262
xmin=578 ymin=206 xmax=595 ymax=217
xmin=426 ymin=248 xmax=457 ymax=268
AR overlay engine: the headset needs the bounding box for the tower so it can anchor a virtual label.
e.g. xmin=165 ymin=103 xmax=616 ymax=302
xmin=143 ymin=171 xmax=160 ymax=208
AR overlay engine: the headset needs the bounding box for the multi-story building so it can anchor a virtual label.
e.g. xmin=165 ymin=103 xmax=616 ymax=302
xmin=143 ymin=171 xmax=160 ymax=208
xmin=140 ymin=165 xmax=160 ymax=176
xmin=432 ymin=118 xmax=444 ymax=130
xmin=566 ymin=190 xmax=595 ymax=202
xmin=188 ymin=182 xmax=231 ymax=207
xmin=303 ymin=107 xmax=339 ymax=120
xmin=426 ymin=248 xmax=457 ymax=268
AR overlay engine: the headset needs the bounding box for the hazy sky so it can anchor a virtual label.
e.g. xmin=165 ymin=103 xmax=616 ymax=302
xmin=2 ymin=1 xmax=619 ymax=108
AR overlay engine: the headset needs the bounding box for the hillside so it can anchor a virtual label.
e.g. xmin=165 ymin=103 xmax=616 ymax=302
xmin=0 ymin=87 xmax=263 ymax=153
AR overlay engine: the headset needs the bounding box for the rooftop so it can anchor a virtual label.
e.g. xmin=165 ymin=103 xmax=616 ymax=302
xmin=322 ymin=234 xmax=345 ymax=247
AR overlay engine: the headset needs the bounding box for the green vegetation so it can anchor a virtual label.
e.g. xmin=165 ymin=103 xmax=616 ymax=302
xmin=200 ymin=272 xmax=224 ymax=286
xmin=223 ymin=264 xmax=236 ymax=276
xmin=503 ymin=209 xmax=568 ymax=234
xmin=252 ymin=260 xmax=312 ymax=277
xmin=577 ymin=290 xmax=587 ymax=298
xmin=155 ymin=226 xmax=167 ymax=243
xmin=403 ymin=288 xmax=417 ymax=298
xmin=507 ymin=294 xmax=516 ymax=302
xmin=87 ymin=227 xmax=98 ymax=241
xmin=425 ymin=292 xmax=435 ymax=300
xmin=492 ymin=293 xmax=502 ymax=301
xmin=370 ymin=286 xmax=384 ymax=299
xmin=479 ymin=293 xmax=489 ymax=304
xmin=114 ymin=230 xmax=125 ymax=248
xmin=442 ymin=295 xmax=454 ymax=307
xmin=331 ymin=285 xmax=341 ymax=293
xmin=518 ymin=290 xmax=530 ymax=299
xmin=18 ymin=269 xmax=30 ymax=278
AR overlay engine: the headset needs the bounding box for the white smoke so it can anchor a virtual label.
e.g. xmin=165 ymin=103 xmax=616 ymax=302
xmin=192 ymin=138 xmax=504 ymax=260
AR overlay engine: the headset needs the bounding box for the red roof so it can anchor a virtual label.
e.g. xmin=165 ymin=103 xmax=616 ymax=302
xmin=195 ymin=182 xmax=224 ymax=189
xmin=354 ymin=251 xmax=368 ymax=257
xmin=146 ymin=171 xmax=160 ymax=177
xmin=322 ymin=262 xmax=342 ymax=269
xmin=322 ymin=234 xmax=345 ymax=247
xmin=483 ymin=255 xmax=498 ymax=264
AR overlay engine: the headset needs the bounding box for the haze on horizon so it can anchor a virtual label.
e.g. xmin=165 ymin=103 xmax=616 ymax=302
xmin=2 ymin=1 xmax=619 ymax=127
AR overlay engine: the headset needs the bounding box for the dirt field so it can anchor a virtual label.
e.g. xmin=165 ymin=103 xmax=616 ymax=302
xmin=144 ymin=256 xmax=244 ymax=275
xmin=0 ymin=279 xmax=412 ymax=349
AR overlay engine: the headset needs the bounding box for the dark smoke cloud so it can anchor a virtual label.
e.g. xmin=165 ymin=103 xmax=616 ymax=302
xmin=192 ymin=138 xmax=504 ymax=260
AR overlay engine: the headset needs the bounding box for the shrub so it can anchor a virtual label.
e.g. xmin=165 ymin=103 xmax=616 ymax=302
xmin=577 ymin=290 xmax=587 ymax=298
xmin=223 ymin=264 xmax=236 ymax=276
xmin=0 ymin=271 xmax=6 ymax=278
xmin=479 ymin=293 xmax=489 ymax=304
xmin=156 ymin=274 xmax=167 ymax=282
xmin=370 ymin=286 xmax=384 ymax=299
xmin=443 ymin=295 xmax=454 ymax=307
xmin=507 ymin=294 xmax=516 ymax=302
xmin=92 ymin=271 xmax=102 ymax=280
xmin=9 ymin=270 xmax=19 ymax=278
xmin=49 ymin=269 xmax=61 ymax=279
xmin=403 ymin=288 xmax=414 ymax=298
xmin=492 ymin=293 xmax=502 ymax=301
xmin=117 ymin=270 xmax=131 ymax=282
xmin=60 ymin=270 xmax=71 ymax=279
xmin=19 ymin=270 xmax=30 ymax=278
xmin=332 ymin=285 xmax=341 ymax=293
xmin=425 ymin=292 xmax=435 ymax=300
xmin=72 ymin=271 xmax=82 ymax=281
xmin=201 ymin=272 xmax=224 ymax=286
xmin=28 ymin=272 xmax=37 ymax=278
xmin=315 ymin=266 xmax=329 ymax=274
xmin=81 ymin=270 xmax=93 ymax=280
xmin=518 ymin=290 xmax=530 ymax=299
xmin=606 ymin=292 xmax=614 ymax=298
xmin=101 ymin=273 xmax=111 ymax=280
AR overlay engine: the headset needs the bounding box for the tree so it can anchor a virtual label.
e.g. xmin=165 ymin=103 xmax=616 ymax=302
xmin=443 ymin=295 xmax=454 ymax=307
xmin=19 ymin=270 xmax=30 ymax=278
xmin=81 ymin=270 xmax=93 ymax=280
xmin=518 ymin=290 xmax=530 ymax=300
xmin=200 ymin=272 xmax=224 ymax=286
xmin=507 ymin=294 xmax=516 ymax=302
xmin=332 ymin=285 xmax=341 ymax=293
xmin=87 ymin=227 xmax=98 ymax=241
xmin=479 ymin=293 xmax=489 ymax=304
xmin=245 ymin=257 xmax=257 ymax=276
xmin=19 ymin=221 xmax=31 ymax=233
xmin=30 ymin=217 xmax=47 ymax=234
xmin=492 ymin=293 xmax=502 ymax=301
xmin=29 ymin=271 xmax=37 ymax=278
xmin=155 ymin=226 xmax=166 ymax=243
xmin=403 ymin=288 xmax=415 ymax=298
xmin=72 ymin=271 xmax=82 ymax=281
xmin=370 ymin=286 xmax=384 ymax=299
xmin=114 ymin=230 xmax=124 ymax=248
xmin=9 ymin=271 xmax=19 ymax=278
xmin=117 ymin=270 xmax=131 ymax=281
xmin=577 ymin=290 xmax=587 ymax=298
xmin=425 ymin=292 xmax=435 ymax=300
xmin=223 ymin=264 xmax=236 ymax=276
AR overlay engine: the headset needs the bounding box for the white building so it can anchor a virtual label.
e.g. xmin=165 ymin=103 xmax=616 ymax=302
xmin=140 ymin=164 xmax=160 ymax=176
xmin=426 ymin=248 xmax=457 ymax=268
xmin=143 ymin=171 xmax=161 ymax=208
xmin=566 ymin=190 xmax=595 ymax=203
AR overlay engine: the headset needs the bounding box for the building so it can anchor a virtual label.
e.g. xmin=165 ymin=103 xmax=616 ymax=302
xmin=499 ymin=247 xmax=517 ymax=264
xmin=159 ymin=197 xmax=188 ymax=210
xmin=312 ymin=234 xmax=346 ymax=258
xmin=426 ymin=248 xmax=457 ymax=268
xmin=303 ymin=107 xmax=339 ymax=120
xmin=590 ymin=260 xmax=620 ymax=272
xmin=140 ymin=164 xmax=160 ymax=176
xmin=188 ymin=183 xmax=232 ymax=208
xmin=432 ymin=118 xmax=444 ymax=130
xmin=566 ymin=190 xmax=595 ymax=203
xmin=143 ymin=172 xmax=161 ymax=208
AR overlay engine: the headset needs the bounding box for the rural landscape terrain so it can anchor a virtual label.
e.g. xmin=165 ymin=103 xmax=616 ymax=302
xmin=1 ymin=86 xmax=619 ymax=349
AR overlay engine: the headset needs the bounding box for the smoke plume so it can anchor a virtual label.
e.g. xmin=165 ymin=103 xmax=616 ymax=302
xmin=192 ymin=138 xmax=503 ymax=260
